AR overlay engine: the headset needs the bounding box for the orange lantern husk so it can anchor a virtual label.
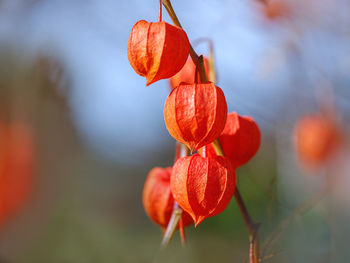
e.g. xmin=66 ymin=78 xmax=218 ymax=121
xmin=128 ymin=20 xmax=190 ymax=86
xmin=170 ymin=154 xmax=236 ymax=226
xmin=294 ymin=114 xmax=341 ymax=168
xmin=164 ymin=82 xmax=228 ymax=151
xmin=169 ymin=57 xmax=210 ymax=90
xmin=202 ymin=112 xmax=261 ymax=169
xmin=142 ymin=167 xmax=193 ymax=229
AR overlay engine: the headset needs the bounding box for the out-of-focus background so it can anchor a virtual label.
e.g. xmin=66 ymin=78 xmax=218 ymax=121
xmin=0 ymin=0 xmax=349 ymax=262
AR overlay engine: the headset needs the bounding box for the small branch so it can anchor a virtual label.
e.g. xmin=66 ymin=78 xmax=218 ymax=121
xmin=158 ymin=0 xmax=162 ymax=22
xmin=161 ymin=0 xmax=208 ymax=83
xmin=197 ymin=56 xmax=207 ymax=83
xmin=161 ymin=143 xmax=190 ymax=248
xmin=212 ymin=139 xmax=260 ymax=263
xmin=161 ymin=203 xmax=183 ymax=248
xmin=161 ymin=0 xmax=183 ymax=28
xmin=194 ymin=55 xmax=208 ymax=83
xmin=208 ymin=44 xmax=216 ymax=84
xmin=235 ymin=188 xmax=261 ymax=263
xmin=234 ymin=188 xmax=257 ymax=234
xmin=192 ymin=38 xmax=216 ymax=83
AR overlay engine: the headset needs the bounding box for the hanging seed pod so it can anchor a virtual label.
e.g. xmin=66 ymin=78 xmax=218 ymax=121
xmin=164 ymin=82 xmax=228 ymax=151
xmin=142 ymin=167 xmax=193 ymax=229
xmin=169 ymin=57 xmax=210 ymax=90
xmin=294 ymin=114 xmax=341 ymax=168
xmin=0 ymin=122 xmax=35 ymax=227
xmin=171 ymin=154 xmax=236 ymax=226
xmin=203 ymin=112 xmax=261 ymax=169
xmin=128 ymin=20 xmax=190 ymax=86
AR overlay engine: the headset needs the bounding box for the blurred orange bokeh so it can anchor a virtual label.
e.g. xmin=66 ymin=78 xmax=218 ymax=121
xmin=0 ymin=122 xmax=35 ymax=227
xmin=264 ymin=0 xmax=290 ymax=20
xmin=294 ymin=114 xmax=342 ymax=169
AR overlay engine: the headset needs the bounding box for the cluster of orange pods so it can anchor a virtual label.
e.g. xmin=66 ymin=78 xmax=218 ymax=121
xmin=128 ymin=13 xmax=261 ymax=232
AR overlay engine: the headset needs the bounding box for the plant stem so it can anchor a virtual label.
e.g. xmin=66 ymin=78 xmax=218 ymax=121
xmin=161 ymin=1 xmax=259 ymax=257
xmin=194 ymin=55 xmax=207 ymax=83
xmin=234 ymin=188 xmax=258 ymax=236
xmin=161 ymin=203 xmax=183 ymax=248
xmin=192 ymin=38 xmax=216 ymax=83
xmin=158 ymin=0 xmax=162 ymax=22
xmin=161 ymin=143 xmax=190 ymax=248
xmin=197 ymin=56 xmax=207 ymax=83
xmin=235 ymin=188 xmax=261 ymax=263
xmin=213 ymin=139 xmax=260 ymax=263
xmin=161 ymin=0 xmax=207 ymax=83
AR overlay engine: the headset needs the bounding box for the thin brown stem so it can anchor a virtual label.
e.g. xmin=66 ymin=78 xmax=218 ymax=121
xmin=234 ymin=188 xmax=258 ymax=235
xmin=194 ymin=55 xmax=207 ymax=83
xmin=197 ymin=55 xmax=207 ymax=83
xmin=192 ymin=38 xmax=217 ymax=83
xmin=161 ymin=0 xmax=182 ymax=28
xmin=158 ymin=0 xmax=162 ymax=22
xmin=235 ymin=188 xmax=261 ymax=263
xmin=212 ymin=139 xmax=260 ymax=263
xmin=161 ymin=0 xmax=208 ymax=83
xmin=208 ymin=44 xmax=216 ymax=84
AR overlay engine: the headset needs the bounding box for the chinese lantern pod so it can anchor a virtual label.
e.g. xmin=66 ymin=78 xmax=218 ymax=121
xmin=0 ymin=123 xmax=35 ymax=227
xmin=128 ymin=20 xmax=190 ymax=86
xmin=220 ymin=113 xmax=261 ymax=168
xmin=169 ymin=57 xmax=210 ymax=89
xmin=164 ymin=82 xmax=228 ymax=151
xmin=170 ymin=154 xmax=236 ymax=226
xmin=204 ymin=112 xmax=261 ymax=169
xmin=142 ymin=167 xmax=193 ymax=229
xmin=294 ymin=114 xmax=341 ymax=168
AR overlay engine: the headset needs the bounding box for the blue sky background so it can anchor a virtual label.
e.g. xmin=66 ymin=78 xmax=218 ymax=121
xmin=0 ymin=0 xmax=349 ymax=164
